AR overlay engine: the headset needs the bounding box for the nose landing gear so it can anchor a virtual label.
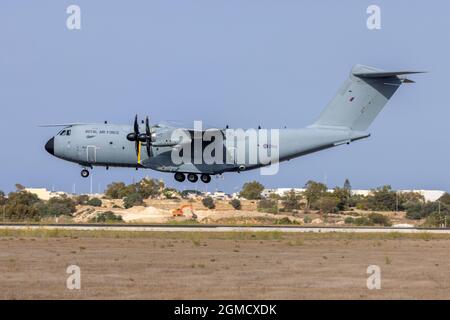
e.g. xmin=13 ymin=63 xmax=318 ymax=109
xmin=80 ymin=169 xmax=90 ymax=178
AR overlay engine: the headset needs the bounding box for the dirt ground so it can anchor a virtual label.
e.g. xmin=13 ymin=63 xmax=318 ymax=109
xmin=0 ymin=231 xmax=449 ymax=299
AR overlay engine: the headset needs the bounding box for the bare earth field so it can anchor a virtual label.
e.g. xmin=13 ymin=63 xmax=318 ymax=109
xmin=0 ymin=231 xmax=449 ymax=299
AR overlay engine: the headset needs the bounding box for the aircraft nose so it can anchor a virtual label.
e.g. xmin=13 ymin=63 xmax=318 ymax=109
xmin=45 ymin=137 xmax=54 ymax=155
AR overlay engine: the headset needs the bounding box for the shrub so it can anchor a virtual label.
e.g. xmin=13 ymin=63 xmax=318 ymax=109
xmin=123 ymin=193 xmax=144 ymax=209
xmin=282 ymin=189 xmax=301 ymax=212
xmin=74 ymin=194 xmax=89 ymax=205
xmin=303 ymin=215 xmax=312 ymax=224
xmin=368 ymin=212 xmax=391 ymax=226
xmin=257 ymin=199 xmax=278 ymax=214
xmin=316 ymin=196 xmax=339 ymax=213
xmin=229 ymin=199 xmax=241 ymax=210
xmin=91 ymin=211 xmax=123 ymax=223
xmin=353 ymin=216 xmax=373 ymax=226
xmin=87 ymin=197 xmax=102 ymax=207
xmin=344 ymin=216 xmax=354 ymax=224
xmin=202 ymin=197 xmax=215 ymax=209
xmin=41 ymin=195 xmax=76 ymax=217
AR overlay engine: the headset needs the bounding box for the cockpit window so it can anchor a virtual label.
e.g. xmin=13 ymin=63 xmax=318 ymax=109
xmin=59 ymin=130 xmax=66 ymax=136
xmin=66 ymin=129 xmax=71 ymax=136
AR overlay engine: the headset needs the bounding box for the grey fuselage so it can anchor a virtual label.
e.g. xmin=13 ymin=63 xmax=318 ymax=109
xmin=46 ymin=123 xmax=369 ymax=175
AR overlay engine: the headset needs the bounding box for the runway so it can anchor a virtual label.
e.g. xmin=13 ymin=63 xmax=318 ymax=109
xmin=0 ymin=223 xmax=449 ymax=234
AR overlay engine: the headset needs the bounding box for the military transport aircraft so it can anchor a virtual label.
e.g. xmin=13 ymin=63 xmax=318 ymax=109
xmin=43 ymin=64 xmax=423 ymax=183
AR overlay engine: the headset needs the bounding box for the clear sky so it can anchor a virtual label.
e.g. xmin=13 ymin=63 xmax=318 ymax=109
xmin=0 ymin=1 xmax=448 ymax=194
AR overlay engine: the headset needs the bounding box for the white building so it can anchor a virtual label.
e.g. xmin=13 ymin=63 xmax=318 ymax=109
xmin=262 ymin=188 xmax=447 ymax=202
xmin=24 ymin=188 xmax=69 ymax=201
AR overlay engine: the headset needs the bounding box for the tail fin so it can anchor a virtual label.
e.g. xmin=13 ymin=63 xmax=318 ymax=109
xmin=311 ymin=64 xmax=425 ymax=131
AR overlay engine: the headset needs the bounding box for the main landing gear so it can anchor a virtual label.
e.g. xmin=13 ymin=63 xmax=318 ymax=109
xmin=80 ymin=169 xmax=90 ymax=178
xmin=173 ymin=173 xmax=211 ymax=183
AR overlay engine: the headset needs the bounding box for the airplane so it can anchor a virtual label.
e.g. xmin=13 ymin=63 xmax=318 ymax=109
xmin=43 ymin=64 xmax=423 ymax=183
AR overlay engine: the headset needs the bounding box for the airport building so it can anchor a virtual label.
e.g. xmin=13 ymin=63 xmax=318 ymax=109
xmin=262 ymin=188 xmax=447 ymax=202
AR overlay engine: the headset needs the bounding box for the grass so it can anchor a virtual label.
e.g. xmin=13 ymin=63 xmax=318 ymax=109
xmin=1 ymin=227 xmax=450 ymax=242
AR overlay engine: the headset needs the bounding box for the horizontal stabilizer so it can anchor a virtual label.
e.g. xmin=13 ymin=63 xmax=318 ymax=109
xmin=353 ymin=70 xmax=426 ymax=78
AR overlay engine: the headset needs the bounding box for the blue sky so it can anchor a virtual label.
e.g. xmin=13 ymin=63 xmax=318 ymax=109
xmin=0 ymin=1 xmax=448 ymax=194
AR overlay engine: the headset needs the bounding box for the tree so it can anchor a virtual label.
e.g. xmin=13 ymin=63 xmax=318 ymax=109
xmin=87 ymin=197 xmax=102 ymax=207
xmin=343 ymin=179 xmax=351 ymax=193
xmin=74 ymin=194 xmax=89 ymax=205
xmin=439 ymin=193 xmax=450 ymax=205
xmin=368 ymin=213 xmax=392 ymax=226
xmin=229 ymin=199 xmax=241 ymax=210
xmin=366 ymin=185 xmax=397 ymax=211
xmin=316 ymin=195 xmax=339 ymax=213
xmin=105 ymin=182 xmax=131 ymax=199
xmin=137 ymin=178 xmax=163 ymax=199
xmin=0 ymin=191 xmax=6 ymax=205
xmin=303 ymin=180 xmax=327 ymax=208
xmin=282 ymin=189 xmax=301 ymax=211
xmin=257 ymin=199 xmax=278 ymax=214
xmin=202 ymin=197 xmax=215 ymax=209
xmin=397 ymin=192 xmax=425 ymax=210
xmin=333 ymin=187 xmax=350 ymax=211
xmin=123 ymin=193 xmax=144 ymax=209
xmin=15 ymin=183 xmax=25 ymax=191
xmin=239 ymin=181 xmax=264 ymax=200
xmin=4 ymin=191 xmax=42 ymax=221
xmin=40 ymin=195 xmax=76 ymax=217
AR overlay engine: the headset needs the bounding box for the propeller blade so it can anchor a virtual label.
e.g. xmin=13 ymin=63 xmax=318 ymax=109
xmin=134 ymin=115 xmax=139 ymax=134
xmin=135 ymin=141 xmax=139 ymax=156
xmin=146 ymin=116 xmax=150 ymax=136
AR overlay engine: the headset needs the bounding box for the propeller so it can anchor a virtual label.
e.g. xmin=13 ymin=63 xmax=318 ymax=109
xmin=126 ymin=115 xmax=154 ymax=158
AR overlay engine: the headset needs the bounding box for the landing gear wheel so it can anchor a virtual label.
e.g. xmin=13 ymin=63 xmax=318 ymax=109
xmin=187 ymin=173 xmax=198 ymax=183
xmin=200 ymin=174 xmax=211 ymax=183
xmin=81 ymin=169 xmax=90 ymax=178
xmin=174 ymin=172 xmax=185 ymax=182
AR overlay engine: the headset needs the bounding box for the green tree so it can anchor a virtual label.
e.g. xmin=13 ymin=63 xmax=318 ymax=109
xmin=239 ymin=181 xmax=264 ymax=200
xmin=316 ymin=195 xmax=339 ymax=213
xmin=303 ymin=180 xmax=327 ymax=209
xmin=229 ymin=199 xmax=241 ymax=210
xmin=0 ymin=191 xmax=6 ymax=205
xmin=439 ymin=193 xmax=450 ymax=205
xmin=87 ymin=197 xmax=102 ymax=207
xmin=368 ymin=213 xmax=392 ymax=226
xmin=15 ymin=183 xmax=25 ymax=191
xmin=40 ymin=195 xmax=76 ymax=217
xmin=123 ymin=193 xmax=144 ymax=209
xmin=202 ymin=197 xmax=215 ymax=209
xmin=257 ymin=199 xmax=278 ymax=214
xmin=366 ymin=185 xmax=397 ymax=211
xmin=91 ymin=211 xmax=124 ymax=223
xmin=105 ymin=182 xmax=131 ymax=199
xmin=3 ymin=191 xmax=41 ymax=221
xmin=282 ymin=189 xmax=301 ymax=212
xmin=74 ymin=194 xmax=89 ymax=205
xmin=137 ymin=178 xmax=163 ymax=199
xmin=333 ymin=187 xmax=350 ymax=211
xmin=343 ymin=179 xmax=351 ymax=193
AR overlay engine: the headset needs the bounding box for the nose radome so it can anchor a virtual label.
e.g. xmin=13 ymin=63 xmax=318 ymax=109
xmin=45 ymin=137 xmax=54 ymax=155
